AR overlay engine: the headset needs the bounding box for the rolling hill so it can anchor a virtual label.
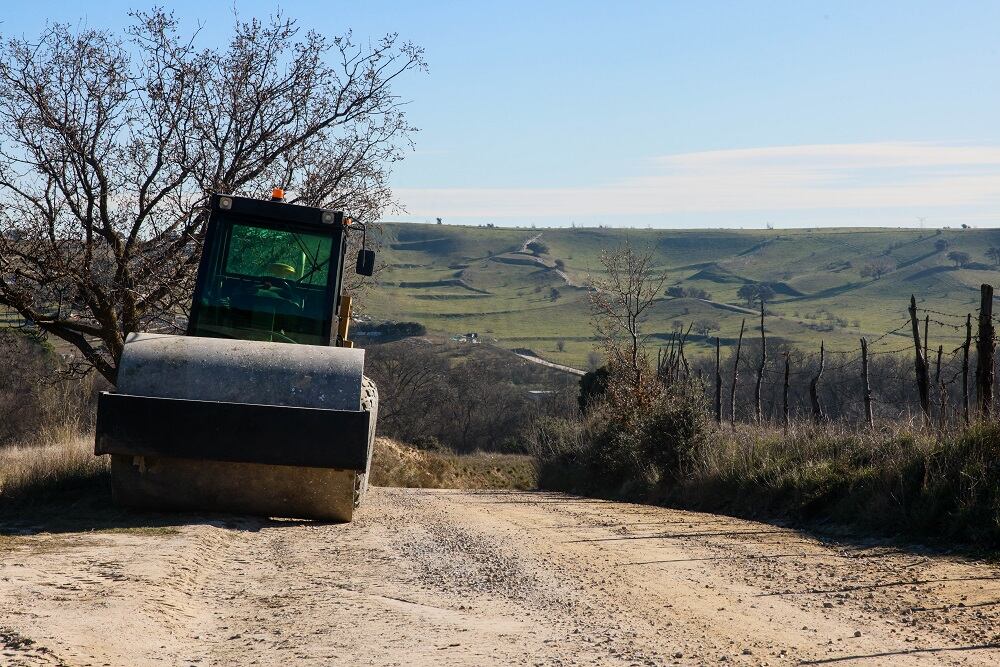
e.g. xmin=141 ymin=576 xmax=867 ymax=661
xmin=364 ymin=224 xmax=1000 ymax=368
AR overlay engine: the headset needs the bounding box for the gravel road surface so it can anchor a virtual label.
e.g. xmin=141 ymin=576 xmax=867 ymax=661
xmin=2 ymin=488 xmax=999 ymax=665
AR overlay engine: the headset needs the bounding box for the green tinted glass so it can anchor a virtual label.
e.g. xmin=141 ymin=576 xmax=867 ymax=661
xmin=225 ymin=224 xmax=333 ymax=286
xmin=189 ymin=220 xmax=336 ymax=346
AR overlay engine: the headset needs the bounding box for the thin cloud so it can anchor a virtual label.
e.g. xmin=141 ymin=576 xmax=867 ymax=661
xmin=395 ymin=142 xmax=1000 ymax=222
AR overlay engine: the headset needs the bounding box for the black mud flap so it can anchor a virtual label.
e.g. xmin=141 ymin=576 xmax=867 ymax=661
xmin=95 ymin=392 xmax=372 ymax=471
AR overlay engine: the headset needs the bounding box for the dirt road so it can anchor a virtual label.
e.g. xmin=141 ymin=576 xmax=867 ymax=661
xmin=2 ymin=488 xmax=999 ymax=666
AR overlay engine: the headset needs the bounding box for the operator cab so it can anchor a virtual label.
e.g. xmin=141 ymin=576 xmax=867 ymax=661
xmin=187 ymin=192 xmax=374 ymax=346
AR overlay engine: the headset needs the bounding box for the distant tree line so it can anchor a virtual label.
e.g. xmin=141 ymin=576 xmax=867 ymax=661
xmin=665 ymin=285 xmax=713 ymax=300
xmin=861 ymin=257 xmax=897 ymax=280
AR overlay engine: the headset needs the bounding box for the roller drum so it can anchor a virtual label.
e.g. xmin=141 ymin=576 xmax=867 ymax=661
xmin=100 ymin=332 xmax=376 ymax=521
xmin=116 ymin=332 xmax=365 ymax=410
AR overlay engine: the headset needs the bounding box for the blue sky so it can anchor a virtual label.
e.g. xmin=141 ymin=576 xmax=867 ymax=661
xmin=4 ymin=1 xmax=1000 ymax=228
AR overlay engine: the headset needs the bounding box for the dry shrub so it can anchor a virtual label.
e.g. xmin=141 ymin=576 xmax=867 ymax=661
xmin=370 ymin=438 xmax=534 ymax=490
xmin=528 ymin=383 xmax=710 ymax=500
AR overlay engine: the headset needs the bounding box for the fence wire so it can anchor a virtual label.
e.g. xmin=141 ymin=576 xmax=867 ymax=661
xmin=691 ymin=293 xmax=999 ymax=424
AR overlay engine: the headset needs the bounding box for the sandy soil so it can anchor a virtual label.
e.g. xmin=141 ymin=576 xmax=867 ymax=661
xmin=2 ymin=488 xmax=999 ymax=666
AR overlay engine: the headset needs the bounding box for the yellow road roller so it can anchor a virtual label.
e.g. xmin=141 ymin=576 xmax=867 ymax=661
xmin=95 ymin=190 xmax=378 ymax=521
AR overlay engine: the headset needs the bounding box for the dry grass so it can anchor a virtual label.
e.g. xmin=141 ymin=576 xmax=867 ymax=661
xmin=0 ymin=432 xmax=108 ymax=504
xmin=371 ymin=437 xmax=535 ymax=490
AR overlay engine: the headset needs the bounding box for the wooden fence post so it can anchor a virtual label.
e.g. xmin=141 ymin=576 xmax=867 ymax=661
xmin=679 ymin=324 xmax=691 ymax=381
xmin=908 ymin=295 xmax=931 ymax=423
xmin=809 ymin=341 xmax=825 ymax=423
xmin=714 ymin=337 xmax=722 ymax=424
xmin=975 ymin=283 xmax=995 ymax=418
xmin=861 ymin=337 xmax=874 ymax=428
xmin=755 ymin=301 xmax=766 ymax=424
xmin=783 ymin=352 xmax=790 ymax=433
xmin=963 ymin=313 xmax=971 ymax=425
xmin=924 ymin=315 xmax=929 ymax=370
xmin=730 ymin=319 xmax=746 ymax=428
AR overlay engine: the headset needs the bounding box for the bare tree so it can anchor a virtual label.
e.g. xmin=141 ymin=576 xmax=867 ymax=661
xmin=0 ymin=10 xmax=425 ymax=381
xmin=860 ymin=257 xmax=897 ymax=280
xmin=589 ymin=242 xmax=667 ymax=402
xmin=366 ymin=342 xmax=446 ymax=436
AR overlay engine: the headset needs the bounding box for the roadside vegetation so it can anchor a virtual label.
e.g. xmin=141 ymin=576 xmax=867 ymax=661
xmin=530 ymin=414 xmax=1000 ymax=548
xmin=0 ymin=331 xmax=110 ymax=508
xmin=527 ymin=242 xmax=1000 ymax=549
xmin=0 ymin=434 xmax=108 ymax=506
xmin=0 ymin=330 xmax=102 ymax=445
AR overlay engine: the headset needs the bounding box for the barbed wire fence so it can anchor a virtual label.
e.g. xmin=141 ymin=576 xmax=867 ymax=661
xmin=658 ymin=284 xmax=998 ymax=430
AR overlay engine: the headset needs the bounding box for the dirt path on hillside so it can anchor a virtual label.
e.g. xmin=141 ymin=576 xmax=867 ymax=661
xmin=519 ymin=232 xmax=542 ymax=254
xmin=513 ymin=351 xmax=586 ymax=376
xmin=2 ymin=488 xmax=999 ymax=666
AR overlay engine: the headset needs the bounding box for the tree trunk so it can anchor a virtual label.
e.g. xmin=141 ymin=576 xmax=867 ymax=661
xmin=923 ymin=315 xmax=929 ymax=371
xmin=809 ymin=341 xmax=825 ymax=423
xmin=976 ymin=284 xmax=995 ymax=418
xmin=730 ymin=319 xmax=746 ymax=428
xmin=908 ymin=295 xmax=931 ymax=423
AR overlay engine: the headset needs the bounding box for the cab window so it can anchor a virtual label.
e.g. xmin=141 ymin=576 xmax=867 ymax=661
xmin=189 ymin=219 xmax=335 ymax=345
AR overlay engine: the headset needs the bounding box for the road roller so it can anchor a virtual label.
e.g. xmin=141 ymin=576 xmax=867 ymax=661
xmin=94 ymin=191 xmax=378 ymax=521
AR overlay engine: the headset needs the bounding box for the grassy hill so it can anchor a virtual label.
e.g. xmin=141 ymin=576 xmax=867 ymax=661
xmin=365 ymin=224 xmax=1000 ymax=368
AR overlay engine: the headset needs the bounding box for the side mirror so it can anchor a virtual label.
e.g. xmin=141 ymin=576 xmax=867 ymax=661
xmin=356 ymin=249 xmax=376 ymax=276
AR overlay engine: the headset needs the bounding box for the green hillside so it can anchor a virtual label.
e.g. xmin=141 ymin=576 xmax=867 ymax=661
xmin=364 ymin=224 xmax=1000 ymax=368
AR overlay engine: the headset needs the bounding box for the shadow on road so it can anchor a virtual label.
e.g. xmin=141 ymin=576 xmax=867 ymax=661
xmin=0 ymin=483 xmax=322 ymax=536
